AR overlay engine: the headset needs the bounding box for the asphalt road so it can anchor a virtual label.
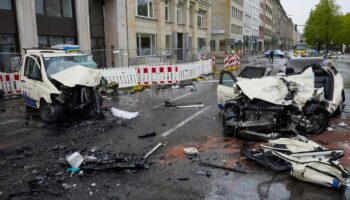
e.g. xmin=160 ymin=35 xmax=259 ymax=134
xmin=1 ymin=57 xmax=350 ymax=200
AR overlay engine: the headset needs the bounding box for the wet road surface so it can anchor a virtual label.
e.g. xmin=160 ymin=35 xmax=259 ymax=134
xmin=1 ymin=57 xmax=350 ymax=199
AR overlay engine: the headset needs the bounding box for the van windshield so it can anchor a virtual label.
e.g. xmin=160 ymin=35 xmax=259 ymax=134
xmin=44 ymin=55 xmax=98 ymax=76
xmin=294 ymin=45 xmax=307 ymax=50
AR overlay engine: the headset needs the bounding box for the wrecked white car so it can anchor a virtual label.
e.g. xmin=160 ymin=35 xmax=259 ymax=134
xmin=217 ymin=60 xmax=345 ymax=140
xmin=20 ymin=47 xmax=104 ymax=123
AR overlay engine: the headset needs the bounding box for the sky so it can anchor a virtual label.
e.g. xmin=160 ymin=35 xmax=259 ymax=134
xmin=280 ymin=0 xmax=350 ymax=32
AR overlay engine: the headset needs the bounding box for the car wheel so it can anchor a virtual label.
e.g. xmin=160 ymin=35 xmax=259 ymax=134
xmin=39 ymin=100 xmax=64 ymax=124
xmin=280 ymin=55 xmax=284 ymax=58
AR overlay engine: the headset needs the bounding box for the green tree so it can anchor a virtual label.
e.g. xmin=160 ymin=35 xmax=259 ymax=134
xmin=304 ymin=0 xmax=341 ymax=51
xmin=334 ymin=13 xmax=350 ymax=45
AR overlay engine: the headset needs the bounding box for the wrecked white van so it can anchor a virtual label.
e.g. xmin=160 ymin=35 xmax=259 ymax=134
xmin=20 ymin=47 xmax=104 ymax=123
xmin=217 ymin=60 xmax=344 ymax=140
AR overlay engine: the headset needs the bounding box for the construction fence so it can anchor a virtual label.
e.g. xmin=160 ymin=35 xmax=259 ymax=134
xmin=86 ymin=48 xmax=213 ymax=68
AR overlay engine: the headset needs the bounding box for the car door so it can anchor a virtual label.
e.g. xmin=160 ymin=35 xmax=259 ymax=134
xmin=217 ymin=71 xmax=238 ymax=110
xmin=20 ymin=55 xmax=42 ymax=108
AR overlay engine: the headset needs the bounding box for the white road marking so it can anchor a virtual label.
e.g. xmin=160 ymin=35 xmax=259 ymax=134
xmin=201 ymin=80 xmax=219 ymax=83
xmin=161 ymin=106 xmax=211 ymax=137
xmin=152 ymin=92 xmax=193 ymax=109
xmin=241 ymin=61 xmax=261 ymax=67
xmin=0 ymin=119 xmax=21 ymax=125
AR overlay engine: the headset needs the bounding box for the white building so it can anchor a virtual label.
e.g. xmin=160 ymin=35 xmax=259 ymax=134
xmin=243 ymin=0 xmax=252 ymax=52
xmin=251 ymin=0 xmax=260 ymax=53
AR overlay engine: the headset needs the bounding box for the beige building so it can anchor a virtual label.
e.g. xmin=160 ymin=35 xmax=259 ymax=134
xmin=210 ymin=0 xmax=244 ymax=56
xmin=0 ymin=0 xmax=211 ymax=71
xmin=272 ymin=0 xmax=293 ymax=50
xmin=126 ymin=0 xmax=211 ymax=65
xmin=264 ymin=0 xmax=273 ymax=50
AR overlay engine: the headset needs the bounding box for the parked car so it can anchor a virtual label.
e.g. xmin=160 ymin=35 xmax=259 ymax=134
xmin=263 ymin=49 xmax=285 ymax=58
xmin=217 ymin=59 xmax=344 ymax=140
xmin=20 ymin=46 xmax=104 ymax=123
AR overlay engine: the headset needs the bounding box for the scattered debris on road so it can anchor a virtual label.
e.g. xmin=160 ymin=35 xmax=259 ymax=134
xmin=338 ymin=122 xmax=347 ymax=127
xmin=244 ymin=135 xmax=350 ymax=188
xmin=164 ymin=101 xmax=204 ymax=108
xmin=183 ymin=147 xmax=199 ymax=156
xmin=111 ymin=107 xmax=139 ymax=119
xmin=138 ymin=131 xmax=157 ymax=138
xmin=143 ymin=142 xmax=163 ymax=160
xmin=199 ymin=161 xmax=247 ymax=174
xmin=192 ymin=169 xmax=211 ymax=177
xmin=66 ymin=152 xmax=84 ymax=168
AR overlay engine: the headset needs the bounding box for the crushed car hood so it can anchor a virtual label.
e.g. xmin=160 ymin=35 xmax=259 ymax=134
xmin=51 ymin=65 xmax=102 ymax=87
xmin=236 ymin=67 xmax=315 ymax=107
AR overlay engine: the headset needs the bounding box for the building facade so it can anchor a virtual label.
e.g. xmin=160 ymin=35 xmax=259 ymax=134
xmin=243 ymin=0 xmax=252 ymax=53
xmin=210 ymin=0 xmax=244 ymax=55
xmin=264 ymin=0 xmax=273 ymax=50
xmin=0 ymin=0 xmax=211 ymax=71
xmin=126 ymin=0 xmax=211 ymax=65
xmin=258 ymin=0 xmax=265 ymax=52
xmin=251 ymin=0 xmax=260 ymax=53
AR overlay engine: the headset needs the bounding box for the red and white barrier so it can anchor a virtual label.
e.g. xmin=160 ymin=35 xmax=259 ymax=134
xmin=224 ymin=55 xmax=229 ymax=68
xmin=0 ymin=72 xmax=21 ymax=96
xmin=100 ymin=59 xmax=213 ymax=88
xmin=224 ymin=54 xmax=241 ymax=69
xmin=137 ymin=65 xmax=179 ymax=85
xmin=100 ymin=67 xmax=139 ymax=88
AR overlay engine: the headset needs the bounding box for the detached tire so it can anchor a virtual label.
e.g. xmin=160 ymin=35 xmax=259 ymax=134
xmin=39 ymin=100 xmax=64 ymax=124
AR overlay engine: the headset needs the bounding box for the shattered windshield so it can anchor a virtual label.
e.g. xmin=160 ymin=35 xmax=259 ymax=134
xmin=44 ymin=55 xmax=98 ymax=76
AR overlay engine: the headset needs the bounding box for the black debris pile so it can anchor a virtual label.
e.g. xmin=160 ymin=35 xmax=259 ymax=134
xmin=61 ymin=117 xmax=132 ymax=135
xmin=138 ymin=131 xmax=157 ymax=139
xmin=5 ymin=146 xmax=33 ymax=160
xmin=81 ymin=151 xmax=145 ymax=171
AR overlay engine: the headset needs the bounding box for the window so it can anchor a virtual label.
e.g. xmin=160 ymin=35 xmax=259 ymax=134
xmin=35 ymin=0 xmax=44 ymax=14
xmin=177 ymin=5 xmax=183 ymax=23
xmin=136 ymin=0 xmax=153 ymax=18
xmin=165 ymin=1 xmax=169 ymax=21
xmin=198 ymin=38 xmax=205 ymax=50
xmin=165 ymin=35 xmax=171 ymax=55
xmin=24 ymin=57 xmax=41 ymax=80
xmin=38 ymin=36 xmax=76 ymax=47
xmin=35 ymin=0 xmax=73 ymax=18
xmin=197 ymin=11 xmax=204 ymax=28
xmin=0 ymin=34 xmax=17 ymax=72
xmin=0 ymin=0 xmax=12 ymax=10
xmin=46 ymin=0 xmax=61 ymax=17
xmin=136 ymin=33 xmax=156 ymax=56
xmin=210 ymin=40 xmax=216 ymax=52
xmin=62 ymin=0 xmax=73 ymax=17
xmin=219 ymin=40 xmax=225 ymax=51
xmin=220 ymin=73 xmax=235 ymax=87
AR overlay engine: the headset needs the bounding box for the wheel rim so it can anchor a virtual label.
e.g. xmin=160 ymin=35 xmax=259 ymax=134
xmin=41 ymin=104 xmax=57 ymax=121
